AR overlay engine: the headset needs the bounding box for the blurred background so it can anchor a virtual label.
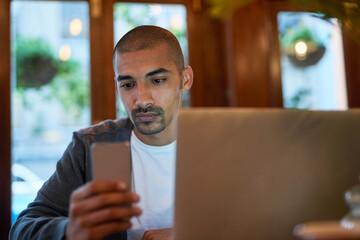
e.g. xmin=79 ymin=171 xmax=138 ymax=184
xmin=1 ymin=0 xmax=360 ymax=237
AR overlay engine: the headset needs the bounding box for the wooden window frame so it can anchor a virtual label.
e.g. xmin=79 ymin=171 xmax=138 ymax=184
xmin=0 ymin=0 xmax=11 ymax=238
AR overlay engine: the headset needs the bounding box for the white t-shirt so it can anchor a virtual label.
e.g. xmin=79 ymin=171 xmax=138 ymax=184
xmin=127 ymin=131 xmax=176 ymax=240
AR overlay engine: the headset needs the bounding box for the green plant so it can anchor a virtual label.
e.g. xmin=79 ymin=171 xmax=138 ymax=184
xmin=280 ymin=24 xmax=322 ymax=48
xmin=47 ymin=60 xmax=89 ymax=119
xmin=14 ymin=36 xmax=89 ymax=119
xmin=289 ymin=89 xmax=312 ymax=109
xmin=15 ymin=36 xmax=57 ymax=89
xmin=279 ymin=14 xmax=329 ymax=68
xmin=114 ymin=3 xmax=187 ymax=42
xmin=114 ymin=3 xmax=151 ymax=28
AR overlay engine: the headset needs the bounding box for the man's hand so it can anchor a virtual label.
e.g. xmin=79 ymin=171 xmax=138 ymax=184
xmin=66 ymin=181 xmax=141 ymax=240
xmin=142 ymin=228 xmax=172 ymax=240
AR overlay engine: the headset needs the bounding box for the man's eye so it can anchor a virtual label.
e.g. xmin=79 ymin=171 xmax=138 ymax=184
xmin=153 ymin=78 xmax=166 ymax=84
xmin=120 ymin=82 xmax=135 ymax=89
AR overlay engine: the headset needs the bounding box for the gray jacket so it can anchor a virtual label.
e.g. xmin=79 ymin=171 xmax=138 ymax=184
xmin=9 ymin=118 xmax=133 ymax=240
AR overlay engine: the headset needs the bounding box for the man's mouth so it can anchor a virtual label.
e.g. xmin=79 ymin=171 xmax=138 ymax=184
xmin=135 ymin=112 xmax=159 ymax=122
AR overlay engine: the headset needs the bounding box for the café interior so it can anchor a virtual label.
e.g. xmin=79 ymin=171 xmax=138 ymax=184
xmin=1 ymin=0 xmax=360 ymax=239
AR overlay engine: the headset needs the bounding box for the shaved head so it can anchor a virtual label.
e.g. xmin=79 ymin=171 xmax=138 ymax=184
xmin=112 ymin=25 xmax=185 ymax=73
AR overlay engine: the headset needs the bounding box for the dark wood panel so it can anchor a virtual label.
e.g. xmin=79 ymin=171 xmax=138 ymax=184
xmin=0 ymin=0 xmax=12 ymax=238
xmin=226 ymin=0 xmax=273 ymax=107
xmin=90 ymin=0 xmax=117 ymax=123
xmin=186 ymin=0 xmax=228 ymax=107
xmin=343 ymin=33 xmax=360 ymax=108
xmin=264 ymin=0 xmax=287 ymax=107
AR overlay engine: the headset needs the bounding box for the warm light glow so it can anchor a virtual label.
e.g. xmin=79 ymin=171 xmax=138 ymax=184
xmin=295 ymin=40 xmax=308 ymax=58
xmin=149 ymin=5 xmax=162 ymax=15
xmin=70 ymin=18 xmax=83 ymax=36
xmin=170 ymin=14 xmax=184 ymax=30
xmin=59 ymin=45 xmax=72 ymax=61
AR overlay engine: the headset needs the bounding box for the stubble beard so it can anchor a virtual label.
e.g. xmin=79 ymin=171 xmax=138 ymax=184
xmin=131 ymin=106 xmax=167 ymax=135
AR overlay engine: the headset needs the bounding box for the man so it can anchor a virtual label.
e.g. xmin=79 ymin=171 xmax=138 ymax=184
xmin=9 ymin=25 xmax=193 ymax=240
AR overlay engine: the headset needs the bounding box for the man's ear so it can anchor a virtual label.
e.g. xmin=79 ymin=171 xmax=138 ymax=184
xmin=181 ymin=66 xmax=194 ymax=92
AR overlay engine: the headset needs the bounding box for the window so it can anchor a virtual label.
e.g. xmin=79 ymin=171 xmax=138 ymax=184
xmin=11 ymin=1 xmax=90 ymax=223
xmin=278 ymin=12 xmax=347 ymax=110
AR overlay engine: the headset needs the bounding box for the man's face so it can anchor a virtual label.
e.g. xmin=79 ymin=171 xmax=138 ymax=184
xmin=114 ymin=44 xmax=192 ymax=142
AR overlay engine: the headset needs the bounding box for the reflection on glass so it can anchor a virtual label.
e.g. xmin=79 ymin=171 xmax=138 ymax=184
xmin=113 ymin=3 xmax=188 ymax=117
xmin=278 ymin=12 xmax=348 ymax=110
xmin=11 ymin=1 xmax=90 ymax=224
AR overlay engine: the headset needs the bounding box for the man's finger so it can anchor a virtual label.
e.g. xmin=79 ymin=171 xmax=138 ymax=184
xmin=70 ymin=192 xmax=140 ymax=217
xmin=76 ymin=206 xmax=142 ymax=228
xmin=71 ymin=181 xmax=127 ymax=201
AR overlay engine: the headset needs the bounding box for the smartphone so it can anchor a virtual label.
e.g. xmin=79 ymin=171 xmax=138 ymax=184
xmin=91 ymin=142 xmax=132 ymax=189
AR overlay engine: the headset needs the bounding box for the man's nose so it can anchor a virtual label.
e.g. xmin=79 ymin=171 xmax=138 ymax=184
xmin=135 ymin=83 xmax=153 ymax=108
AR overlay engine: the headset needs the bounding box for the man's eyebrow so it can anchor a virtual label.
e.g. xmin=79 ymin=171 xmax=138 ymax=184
xmin=117 ymin=75 xmax=133 ymax=81
xmin=146 ymin=68 xmax=169 ymax=78
xmin=116 ymin=68 xmax=169 ymax=81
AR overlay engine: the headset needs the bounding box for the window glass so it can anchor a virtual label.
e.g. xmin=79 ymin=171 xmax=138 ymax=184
xmin=278 ymin=12 xmax=347 ymax=110
xmin=113 ymin=3 xmax=188 ymax=117
xmin=11 ymin=1 xmax=90 ymax=223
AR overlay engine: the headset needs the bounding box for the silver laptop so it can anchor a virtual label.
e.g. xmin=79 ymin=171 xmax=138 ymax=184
xmin=174 ymin=108 xmax=360 ymax=240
